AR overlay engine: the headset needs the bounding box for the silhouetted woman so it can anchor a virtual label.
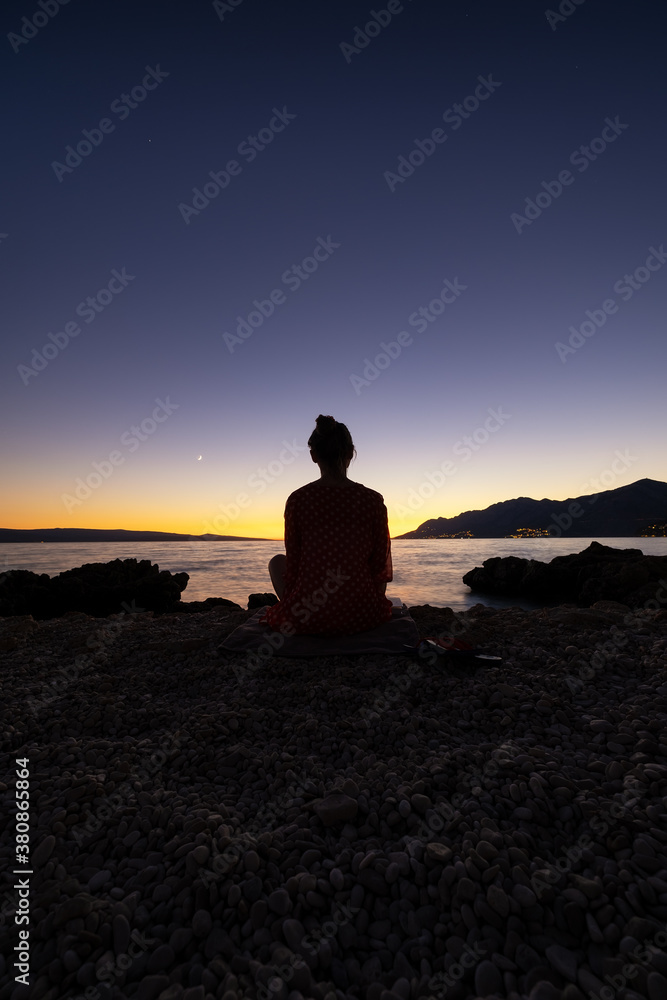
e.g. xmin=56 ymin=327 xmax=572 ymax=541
xmin=261 ymin=415 xmax=393 ymax=635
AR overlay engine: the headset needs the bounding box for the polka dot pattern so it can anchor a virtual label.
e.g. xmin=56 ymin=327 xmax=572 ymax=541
xmin=260 ymin=481 xmax=393 ymax=635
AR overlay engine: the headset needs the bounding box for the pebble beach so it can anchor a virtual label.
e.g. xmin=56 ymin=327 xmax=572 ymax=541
xmin=2 ymin=600 xmax=667 ymax=1000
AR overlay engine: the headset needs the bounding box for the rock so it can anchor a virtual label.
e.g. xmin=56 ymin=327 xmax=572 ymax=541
xmin=32 ymin=834 xmax=56 ymax=867
xmin=648 ymin=971 xmax=667 ymax=1000
xmin=545 ymin=944 xmax=578 ymax=982
xmin=248 ymin=593 xmax=279 ymax=609
xmin=282 ymin=918 xmax=306 ymax=953
xmin=169 ymin=927 xmax=192 ymax=953
xmin=242 ymin=876 xmax=263 ymax=902
xmin=513 ymin=884 xmax=538 ymax=907
xmin=244 ymin=850 xmax=260 ymax=872
xmin=54 ymin=895 xmax=92 ymax=927
xmin=192 ymin=909 xmax=212 ymax=937
xmin=570 ymin=875 xmax=602 ymax=899
xmin=456 ymin=877 xmax=476 ymax=901
xmin=137 ymin=976 xmax=171 ymax=1000
xmin=462 ymin=541 xmax=667 ymax=608
xmin=330 ymin=868 xmax=345 ymax=890
xmin=267 ymin=889 xmax=291 ymax=915
xmin=314 ymin=792 xmax=358 ymax=825
xmin=147 ymin=944 xmax=174 ymax=974
xmin=171 ymin=597 xmax=241 ymax=614
xmin=426 ymin=843 xmax=452 ymax=863
xmin=113 ymin=913 xmax=131 ymax=953
xmin=0 ymin=558 xmax=189 ymax=618
xmin=475 ymin=959 xmax=503 ymax=995
xmin=528 ymin=984 xmax=562 ymax=1000
xmin=487 ymin=884 xmax=510 ymax=917
xmin=87 ymin=868 xmax=112 ymax=893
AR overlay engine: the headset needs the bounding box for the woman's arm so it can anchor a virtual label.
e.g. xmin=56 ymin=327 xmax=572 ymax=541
xmin=283 ymin=495 xmax=300 ymax=594
xmin=369 ymin=500 xmax=392 ymax=595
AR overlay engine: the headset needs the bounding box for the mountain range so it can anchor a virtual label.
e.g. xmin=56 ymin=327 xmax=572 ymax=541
xmin=2 ymin=479 xmax=665 ymax=542
xmin=0 ymin=528 xmax=269 ymax=543
xmin=395 ymin=478 xmax=667 ymax=539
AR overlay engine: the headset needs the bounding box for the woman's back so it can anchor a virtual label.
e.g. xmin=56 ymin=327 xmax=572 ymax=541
xmin=262 ymin=479 xmax=393 ymax=635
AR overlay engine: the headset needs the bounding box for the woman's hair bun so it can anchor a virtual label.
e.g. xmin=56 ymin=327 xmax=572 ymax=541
xmin=315 ymin=414 xmax=337 ymax=433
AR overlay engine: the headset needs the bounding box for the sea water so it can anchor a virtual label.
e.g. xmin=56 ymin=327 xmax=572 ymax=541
xmin=2 ymin=538 xmax=666 ymax=612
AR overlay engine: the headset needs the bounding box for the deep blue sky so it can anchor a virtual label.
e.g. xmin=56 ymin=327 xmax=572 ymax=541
xmin=2 ymin=0 xmax=665 ymax=537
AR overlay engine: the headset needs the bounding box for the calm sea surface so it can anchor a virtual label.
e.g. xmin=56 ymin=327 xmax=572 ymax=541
xmin=2 ymin=538 xmax=666 ymax=612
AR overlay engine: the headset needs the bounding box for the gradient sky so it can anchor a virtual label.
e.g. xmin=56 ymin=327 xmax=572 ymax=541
xmin=2 ymin=0 xmax=665 ymax=540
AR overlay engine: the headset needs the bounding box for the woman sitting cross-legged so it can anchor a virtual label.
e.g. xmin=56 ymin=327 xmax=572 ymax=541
xmin=260 ymin=414 xmax=393 ymax=636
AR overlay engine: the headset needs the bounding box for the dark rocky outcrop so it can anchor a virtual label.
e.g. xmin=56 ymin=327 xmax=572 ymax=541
xmin=462 ymin=541 xmax=667 ymax=609
xmin=0 ymin=558 xmax=189 ymax=620
xmin=170 ymin=596 xmax=243 ymax=614
xmin=248 ymin=592 xmax=279 ymax=609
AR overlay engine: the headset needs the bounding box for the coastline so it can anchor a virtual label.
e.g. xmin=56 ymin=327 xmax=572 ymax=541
xmin=2 ymin=602 xmax=667 ymax=999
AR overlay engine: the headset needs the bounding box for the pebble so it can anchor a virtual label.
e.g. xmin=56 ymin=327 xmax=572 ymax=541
xmin=330 ymin=867 xmax=345 ymax=890
xmin=112 ymin=913 xmax=131 ymax=953
xmin=242 ymin=876 xmax=263 ymax=902
xmin=528 ymin=984 xmax=562 ymax=1000
xmin=475 ymin=959 xmax=504 ymax=995
xmin=87 ymin=868 xmax=111 ymax=893
xmin=4 ymin=599 xmax=666 ymax=999
xmin=282 ymin=918 xmax=306 ymax=953
xmin=267 ymin=889 xmax=291 ymax=915
xmin=191 ymin=909 xmax=212 ymax=937
xmin=648 ymin=972 xmax=667 ymax=1000
xmin=545 ymin=944 xmax=578 ymax=983
xmin=32 ymin=834 xmax=56 ymax=867
xmin=314 ymin=791 xmax=357 ymax=825
xmin=487 ymin=884 xmax=510 ymax=917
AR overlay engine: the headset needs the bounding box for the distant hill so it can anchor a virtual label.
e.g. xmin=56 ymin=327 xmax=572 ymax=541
xmin=394 ymin=478 xmax=667 ymax=539
xmin=0 ymin=528 xmax=271 ymax=542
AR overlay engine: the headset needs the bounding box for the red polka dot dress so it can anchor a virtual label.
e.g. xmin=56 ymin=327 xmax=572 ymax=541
xmin=260 ymin=481 xmax=393 ymax=635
